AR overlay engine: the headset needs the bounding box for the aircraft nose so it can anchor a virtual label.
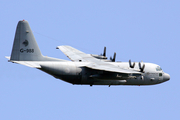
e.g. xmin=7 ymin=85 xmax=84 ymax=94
xmin=163 ymin=73 xmax=170 ymax=81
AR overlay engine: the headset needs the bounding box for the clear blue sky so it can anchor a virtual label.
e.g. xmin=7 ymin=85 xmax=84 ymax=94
xmin=0 ymin=0 xmax=179 ymax=120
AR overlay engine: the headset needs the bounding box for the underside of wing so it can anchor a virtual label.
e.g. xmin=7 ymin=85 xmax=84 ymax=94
xmin=86 ymin=63 xmax=142 ymax=74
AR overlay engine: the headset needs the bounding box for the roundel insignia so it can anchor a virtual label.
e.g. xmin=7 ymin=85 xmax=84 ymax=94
xmin=22 ymin=40 xmax=28 ymax=47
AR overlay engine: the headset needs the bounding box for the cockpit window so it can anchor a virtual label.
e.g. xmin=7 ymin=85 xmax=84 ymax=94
xmin=156 ymin=66 xmax=162 ymax=71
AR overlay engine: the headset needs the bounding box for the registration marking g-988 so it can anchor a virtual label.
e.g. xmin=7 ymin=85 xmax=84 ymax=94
xmin=20 ymin=48 xmax=34 ymax=53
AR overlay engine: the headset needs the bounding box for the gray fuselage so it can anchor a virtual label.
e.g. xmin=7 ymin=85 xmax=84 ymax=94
xmin=38 ymin=61 xmax=169 ymax=86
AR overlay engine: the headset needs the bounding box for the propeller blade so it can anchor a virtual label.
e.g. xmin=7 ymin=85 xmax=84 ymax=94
xmin=110 ymin=56 xmax=112 ymax=61
xmin=103 ymin=47 xmax=106 ymax=57
xmin=111 ymin=52 xmax=116 ymax=62
xmin=139 ymin=62 xmax=141 ymax=69
xmin=141 ymin=64 xmax=145 ymax=72
xmin=132 ymin=62 xmax=135 ymax=68
xmin=129 ymin=59 xmax=135 ymax=68
xmin=139 ymin=62 xmax=145 ymax=72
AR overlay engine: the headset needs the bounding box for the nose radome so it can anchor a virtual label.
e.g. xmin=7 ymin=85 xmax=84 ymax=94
xmin=163 ymin=73 xmax=170 ymax=81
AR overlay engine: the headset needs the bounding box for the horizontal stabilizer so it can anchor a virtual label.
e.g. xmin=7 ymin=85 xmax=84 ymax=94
xmin=5 ymin=56 xmax=10 ymax=60
xmin=7 ymin=56 xmax=41 ymax=68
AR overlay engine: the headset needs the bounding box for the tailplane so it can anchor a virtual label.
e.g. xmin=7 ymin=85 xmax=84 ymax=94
xmin=10 ymin=20 xmax=43 ymax=61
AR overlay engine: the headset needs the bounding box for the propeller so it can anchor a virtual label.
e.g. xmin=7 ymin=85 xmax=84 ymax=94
xmin=92 ymin=46 xmax=107 ymax=60
xmin=100 ymin=47 xmax=106 ymax=57
xmin=129 ymin=59 xmax=135 ymax=68
xmin=139 ymin=62 xmax=145 ymax=72
xmin=110 ymin=52 xmax=116 ymax=62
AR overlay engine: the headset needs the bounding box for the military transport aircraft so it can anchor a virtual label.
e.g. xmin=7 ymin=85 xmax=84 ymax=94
xmin=6 ymin=20 xmax=170 ymax=86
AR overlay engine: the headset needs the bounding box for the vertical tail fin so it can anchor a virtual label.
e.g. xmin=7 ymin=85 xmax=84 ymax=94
xmin=10 ymin=20 xmax=43 ymax=61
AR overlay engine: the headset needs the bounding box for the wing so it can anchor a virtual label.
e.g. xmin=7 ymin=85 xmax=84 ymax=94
xmin=57 ymin=45 xmax=142 ymax=74
xmin=56 ymin=46 xmax=100 ymax=62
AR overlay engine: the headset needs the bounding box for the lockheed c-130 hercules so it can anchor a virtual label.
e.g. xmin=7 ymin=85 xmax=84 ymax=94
xmin=6 ymin=20 xmax=170 ymax=86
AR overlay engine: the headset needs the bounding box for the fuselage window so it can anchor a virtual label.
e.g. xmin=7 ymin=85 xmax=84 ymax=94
xmin=159 ymin=73 xmax=162 ymax=76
